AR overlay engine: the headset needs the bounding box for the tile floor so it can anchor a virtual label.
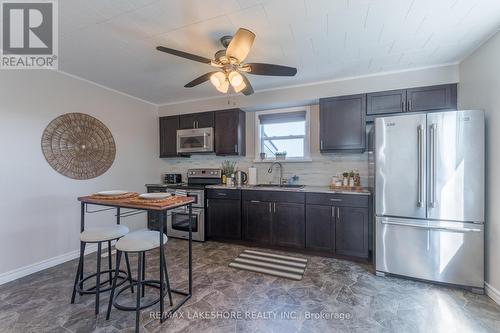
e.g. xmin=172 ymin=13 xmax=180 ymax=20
xmin=1 ymin=239 xmax=499 ymax=332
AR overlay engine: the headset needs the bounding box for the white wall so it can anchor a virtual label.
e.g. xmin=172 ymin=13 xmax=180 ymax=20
xmin=157 ymin=64 xmax=459 ymax=188
xmin=459 ymin=30 xmax=500 ymax=303
xmin=0 ymin=70 xmax=158 ymax=282
xmin=158 ymin=64 xmax=459 ymax=114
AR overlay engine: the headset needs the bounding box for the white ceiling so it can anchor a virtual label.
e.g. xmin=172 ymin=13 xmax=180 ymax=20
xmin=59 ymin=0 xmax=500 ymax=105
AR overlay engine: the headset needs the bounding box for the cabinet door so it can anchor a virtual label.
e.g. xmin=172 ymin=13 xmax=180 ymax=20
xmin=243 ymin=201 xmax=272 ymax=245
xmin=207 ymin=199 xmax=241 ymax=240
xmin=159 ymin=116 xmax=179 ymax=157
xmin=179 ymin=113 xmax=198 ymax=129
xmin=273 ymin=202 xmax=305 ymax=248
xmin=305 ymin=204 xmax=334 ymax=252
xmin=179 ymin=112 xmax=215 ymax=129
xmin=335 ymin=207 xmax=369 ymax=258
xmin=406 ymin=84 xmax=457 ymax=112
xmin=215 ymin=109 xmax=246 ymax=156
xmin=367 ymin=89 xmax=406 ymax=116
xmin=319 ymin=94 xmax=366 ymax=151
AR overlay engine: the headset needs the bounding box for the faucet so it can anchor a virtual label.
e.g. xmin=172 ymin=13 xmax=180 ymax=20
xmin=267 ymin=162 xmax=284 ymax=185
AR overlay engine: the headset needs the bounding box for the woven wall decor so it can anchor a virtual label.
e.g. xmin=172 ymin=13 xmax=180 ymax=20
xmin=41 ymin=113 xmax=116 ymax=180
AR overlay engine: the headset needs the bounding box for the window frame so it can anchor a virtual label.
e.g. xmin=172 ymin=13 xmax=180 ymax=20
xmin=254 ymin=106 xmax=311 ymax=162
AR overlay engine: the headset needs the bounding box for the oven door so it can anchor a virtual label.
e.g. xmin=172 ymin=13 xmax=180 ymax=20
xmin=177 ymin=128 xmax=214 ymax=153
xmin=167 ymin=207 xmax=205 ymax=241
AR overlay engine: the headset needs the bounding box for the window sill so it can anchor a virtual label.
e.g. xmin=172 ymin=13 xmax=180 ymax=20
xmin=252 ymin=158 xmax=313 ymax=163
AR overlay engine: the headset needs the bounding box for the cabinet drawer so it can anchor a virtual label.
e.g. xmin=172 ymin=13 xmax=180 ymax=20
xmin=306 ymin=193 xmax=368 ymax=207
xmin=242 ymin=190 xmax=305 ymax=204
xmin=207 ymin=189 xmax=241 ymax=200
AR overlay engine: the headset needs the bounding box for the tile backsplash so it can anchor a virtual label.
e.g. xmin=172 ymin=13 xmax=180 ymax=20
xmin=158 ymin=153 xmax=369 ymax=187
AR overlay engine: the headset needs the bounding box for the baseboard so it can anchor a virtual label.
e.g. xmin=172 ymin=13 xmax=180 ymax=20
xmin=485 ymin=282 xmax=500 ymax=305
xmin=0 ymin=244 xmax=103 ymax=285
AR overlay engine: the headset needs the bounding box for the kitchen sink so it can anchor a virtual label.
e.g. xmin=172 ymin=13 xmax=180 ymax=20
xmin=254 ymin=184 xmax=305 ymax=189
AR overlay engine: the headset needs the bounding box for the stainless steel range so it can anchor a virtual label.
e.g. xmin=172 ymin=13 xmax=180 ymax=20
xmin=146 ymin=168 xmax=222 ymax=242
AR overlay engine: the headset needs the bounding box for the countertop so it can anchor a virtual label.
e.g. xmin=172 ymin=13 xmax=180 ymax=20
xmin=145 ymin=183 xmax=371 ymax=195
xmin=205 ymin=184 xmax=372 ymax=195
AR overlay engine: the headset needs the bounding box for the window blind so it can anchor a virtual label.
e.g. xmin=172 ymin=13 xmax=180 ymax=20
xmin=258 ymin=111 xmax=306 ymax=125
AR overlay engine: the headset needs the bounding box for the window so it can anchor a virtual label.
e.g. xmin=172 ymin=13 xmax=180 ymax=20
xmin=255 ymin=107 xmax=311 ymax=161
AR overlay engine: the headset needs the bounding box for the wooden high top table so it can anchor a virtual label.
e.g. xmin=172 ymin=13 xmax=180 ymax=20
xmin=78 ymin=194 xmax=195 ymax=323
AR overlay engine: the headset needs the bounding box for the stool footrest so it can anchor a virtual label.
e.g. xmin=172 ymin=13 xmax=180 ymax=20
xmin=75 ymin=269 xmax=129 ymax=295
xmin=112 ymin=279 xmax=170 ymax=312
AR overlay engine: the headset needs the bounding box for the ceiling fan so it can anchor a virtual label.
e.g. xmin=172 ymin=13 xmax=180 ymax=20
xmin=156 ymin=28 xmax=297 ymax=96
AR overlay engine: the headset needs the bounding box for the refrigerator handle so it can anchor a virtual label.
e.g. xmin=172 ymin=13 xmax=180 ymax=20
xmin=430 ymin=124 xmax=437 ymax=208
xmin=380 ymin=220 xmax=481 ymax=233
xmin=417 ymin=125 xmax=424 ymax=207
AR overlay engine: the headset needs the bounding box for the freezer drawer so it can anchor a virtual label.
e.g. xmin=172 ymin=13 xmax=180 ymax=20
xmin=376 ymin=217 xmax=484 ymax=288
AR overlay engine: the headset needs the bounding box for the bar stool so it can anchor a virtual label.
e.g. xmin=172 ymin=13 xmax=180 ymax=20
xmin=71 ymin=225 xmax=134 ymax=314
xmin=106 ymin=229 xmax=173 ymax=332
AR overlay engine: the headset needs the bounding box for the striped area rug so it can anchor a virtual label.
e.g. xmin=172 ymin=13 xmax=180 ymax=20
xmin=228 ymin=249 xmax=308 ymax=280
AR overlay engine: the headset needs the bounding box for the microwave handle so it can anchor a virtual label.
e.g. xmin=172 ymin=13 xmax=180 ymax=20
xmin=203 ymin=132 xmax=208 ymax=149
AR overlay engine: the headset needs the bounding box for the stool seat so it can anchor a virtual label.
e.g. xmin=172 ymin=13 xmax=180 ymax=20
xmin=80 ymin=225 xmax=129 ymax=243
xmin=116 ymin=229 xmax=167 ymax=252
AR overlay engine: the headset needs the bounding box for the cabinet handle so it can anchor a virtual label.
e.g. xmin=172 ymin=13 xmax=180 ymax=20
xmin=250 ymin=200 xmax=260 ymax=203
xmin=337 ymin=207 xmax=340 ymax=221
xmin=330 ymin=198 xmax=342 ymax=202
xmin=207 ymin=199 xmax=209 ymax=208
xmin=217 ymin=192 xmax=227 ymax=196
xmin=273 ymin=202 xmax=276 ymax=213
xmin=331 ymin=206 xmax=334 ymax=217
xmin=408 ymin=99 xmax=412 ymax=111
xmin=269 ymin=202 xmax=272 ymax=213
xmin=234 ymin=144 xmax=238 ymax=153
xmin=402 ymin=100 xmax=406 ymax=112
xmin=320 ymin=140 xmax=324 ymax=150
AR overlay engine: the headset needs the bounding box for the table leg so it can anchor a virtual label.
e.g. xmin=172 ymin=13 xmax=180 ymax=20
xmin=116 ymin=207 xmax=120 ymax=225
xmin=159 ymin=210 xmax=165 ymax=322
xmin=188 ymin=203 xmax=192 ymax=295
xmin=80 ymin=202 xmax=85 ymax=289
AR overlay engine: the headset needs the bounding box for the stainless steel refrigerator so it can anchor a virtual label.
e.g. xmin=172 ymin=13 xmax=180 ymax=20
xmin=375 ymin=110 xmax=484 ymax=291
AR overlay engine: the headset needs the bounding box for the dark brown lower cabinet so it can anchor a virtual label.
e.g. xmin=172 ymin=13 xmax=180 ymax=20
xmin=335 ymin=207 xmax=369 ymax=258
xmin=273 ymin=202 xmax=305 ymax=249
xmin=243 ymin=201 xmax=272 ymax=245
xmin=305 ymin=204 xmax=334 ymax=252
xmin=207 ymin=198 xmax=241 ymax=240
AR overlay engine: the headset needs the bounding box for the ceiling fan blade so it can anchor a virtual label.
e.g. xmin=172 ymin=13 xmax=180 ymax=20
xmin=246 ymin=63 xmax=297 ymax=76
xmin=240 ymin=74 xmax=254 ymax=96
xmin=226 ymin=28 xmax=255 ymax=62
xmin=156 ymin=46 xmax=212 ymax=64
xmin=184 ymin=72 xmax=218 ymax=88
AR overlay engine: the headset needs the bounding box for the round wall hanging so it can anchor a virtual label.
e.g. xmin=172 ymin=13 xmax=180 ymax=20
xmin=41 ymin=113 xmax=116 ymax=180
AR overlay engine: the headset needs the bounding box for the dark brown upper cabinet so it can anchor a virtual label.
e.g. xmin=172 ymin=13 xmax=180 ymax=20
xmin=406 ymin=84 xmax=457 ymax=112
xmin=215 ymin=108 xmax=246 ymax=156
xmin=367 ymin=89 xmax=407 ymax=116
xmin=179 ymin=111 xmax=215 ymax=129
xmin=319 ymin=94 xmax=366 ymax=152
xmin=365 ymin=84 xmax=457 ymax=121
xmin=159 ymin=115 xmax=179 ymax=158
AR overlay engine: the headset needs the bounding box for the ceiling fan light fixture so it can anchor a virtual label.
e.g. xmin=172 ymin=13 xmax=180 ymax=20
xmin=210 ymin=72 xmax=226 ymax=88
xmin=228 ymin=71 xmax=243 ymax=87
xmin=233 ymin=79 xmax=247 ymax=93
xmin=216 ymin=80 xmax=229 ymax=93
xmin=210 ymin=72 xmax=229 ymax=93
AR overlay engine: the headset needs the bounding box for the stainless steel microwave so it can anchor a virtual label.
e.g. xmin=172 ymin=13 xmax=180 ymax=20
xmin=176 ymin=127 xmax=214 ymax=153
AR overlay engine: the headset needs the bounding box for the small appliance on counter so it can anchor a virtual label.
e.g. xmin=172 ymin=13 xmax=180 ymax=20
xmin=164 ymin=173 xmax=182 ymax=184
xmin=235 ymin=170 xmax=248 ymax=186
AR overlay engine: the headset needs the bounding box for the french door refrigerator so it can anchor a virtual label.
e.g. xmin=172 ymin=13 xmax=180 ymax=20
xmin=375 ymin=110 xmax=484 ymax=291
